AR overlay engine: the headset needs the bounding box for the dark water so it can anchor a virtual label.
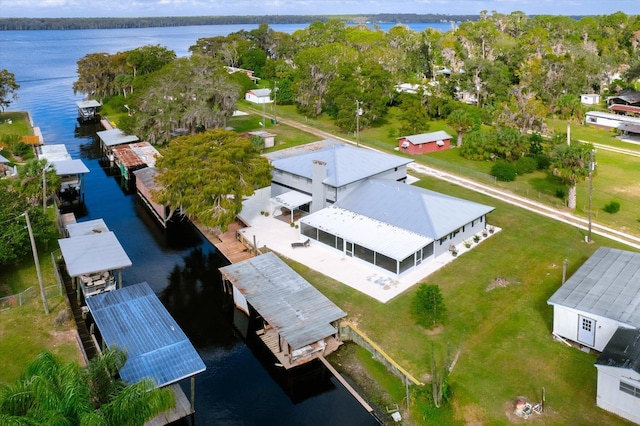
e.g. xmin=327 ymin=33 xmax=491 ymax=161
xmin=1 ymin=25 xmax=386 ymax=425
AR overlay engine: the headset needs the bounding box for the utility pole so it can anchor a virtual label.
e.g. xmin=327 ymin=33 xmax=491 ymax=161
xmin=42 ymin=166 xmax=47 ymax=214
xmin=273 ymin=81 xmax=278 ymax=124
xmin=355 ymin=100 xmax=362 ymax=147
xmin=24 ymin=210 xmax=49 ymax=314
xmin=587 ymin=149 xmax=595 ymax=243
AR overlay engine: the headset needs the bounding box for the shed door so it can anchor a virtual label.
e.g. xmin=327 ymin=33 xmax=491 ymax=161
xmin=577 ymin=315 xmax=595 ymax=347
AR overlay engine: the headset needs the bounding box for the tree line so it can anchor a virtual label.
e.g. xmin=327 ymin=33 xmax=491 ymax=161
xmin=0 ymin=14 xmax=480 ymax=31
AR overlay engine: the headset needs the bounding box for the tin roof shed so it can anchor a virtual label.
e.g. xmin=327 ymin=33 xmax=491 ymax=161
xmin=97 ymin=129 xmax=139 ymax=147
xmin=58 ymin=231 xmax=132 ymax=277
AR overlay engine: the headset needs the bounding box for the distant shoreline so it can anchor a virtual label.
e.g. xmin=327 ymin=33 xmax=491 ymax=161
xmin=1 ymin=14 xmax=480 ymax=31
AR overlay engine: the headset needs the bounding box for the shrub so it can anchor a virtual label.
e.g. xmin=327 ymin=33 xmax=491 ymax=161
xmin=515 ymin=156 xmax=537 ymax=174
xmin=555 ymin=188 xmax=566 ymax=199
xmin=604 ymin=201 xmax=620 ymax=214
xmin=490 ymin=161 xmax=517 ymax=182
xmin=411 ymin=284 xmax=447 ymax=329
xmin=13 ymin=141 xmax=32 ymax=158
xmin=534 ymin=154 xmax=551 ymax=170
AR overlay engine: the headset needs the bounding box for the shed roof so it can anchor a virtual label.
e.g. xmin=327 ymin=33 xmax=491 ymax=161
xmin=270 ymin=142 xmax=413 ymax=187
xmin=133 ymin=166 xmax=159 ymax=191
xmin=112 ymin=142 xmax=160 ymax=168
xmin=248 ymin=88 xmax=271 ymax=97
xmin=609 ymin=104 xmax=640 ymax=115
xmin=97 ymin=129 xmax=139 ymax=147
xmin=58 ymin=231 xmax=132 ymax=277
xmin=219 ymin=252 xmax=346 ymax=350
xmin=39 ymin=144 xmax=71 ymax=161
xmin=76 ymin=100 xmax=101 ymax=109
xmin=0 ymin=153 xmax=9 ymax=163
xmin=596 ymin=327 xmax=640 ymax=373
xmin=608 ymin=89 xmax=640 ymax=106
xmin=334 ymin=179 xmax=494 ymax=239
xmin=270 ymin=190 xmax=312 ymax=211
xmin=400 ymin=130 xmax=453 ymax=145
xmin=85 ymin=282 xmax=205 ymax=387
xmin=66 ymin=219 xmax=109 ymax=238
xmin=548 ymin=247 xmax=640 ymax=328
xmin=51 ymin=159 xmax=90 ymax=176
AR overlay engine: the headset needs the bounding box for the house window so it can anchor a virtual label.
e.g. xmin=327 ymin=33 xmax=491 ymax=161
xmin=587 ymin=116 xmax=597 ymax=124
xmin=620 ymin=381 xmax=640 ymax=399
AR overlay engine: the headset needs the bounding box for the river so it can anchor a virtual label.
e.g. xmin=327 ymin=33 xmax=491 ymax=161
xmin=0 ymin=23 xmax=445 ymax=424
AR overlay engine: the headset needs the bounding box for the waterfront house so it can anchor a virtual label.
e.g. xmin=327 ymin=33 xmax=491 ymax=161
xmin=85 ymin=281 xmax=205 ymax=424
xmin=219 ymin=252 xmax=347 ymax=369
xmin=398 ymin=130 xmax=453 ymax=155
xmin=595 ymin=327 xmax=640 ymax=424
xmin=547 ymin=247 xmax=640 ymax=352
xmin=585 ymin=111 xmax=640 ymax=137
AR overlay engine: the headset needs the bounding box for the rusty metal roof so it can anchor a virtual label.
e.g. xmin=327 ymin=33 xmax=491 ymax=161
xmin=112 ymin=142 xmax=160 ymax=168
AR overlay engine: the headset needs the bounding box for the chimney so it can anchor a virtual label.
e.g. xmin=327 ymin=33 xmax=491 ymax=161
xmin=311 ymin=160 xmax=327 ymax=213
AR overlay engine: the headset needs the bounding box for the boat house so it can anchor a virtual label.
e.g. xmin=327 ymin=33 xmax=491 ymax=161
xmin=219 ymin=252 xmax=347 ymax=369
xmin=85 ymin=281 xmax=205 ymax=425
xmin=133 ymin=167 xmax=175 ymax=228
xmin=58 ymin=230 xmax=132 ymax=301
xmin=76 ymin=100 xmax=101 ymax=123
xmin=111 ymin=141 xmax=160 ymax=186
xmin=38 ymin=144 xmax=90 ymax=213
xmin=97 ymin=129 xmax=139 ymax=159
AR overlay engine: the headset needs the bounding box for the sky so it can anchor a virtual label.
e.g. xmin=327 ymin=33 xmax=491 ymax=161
xmin=0 ymin=0 xmax=637 ymax=19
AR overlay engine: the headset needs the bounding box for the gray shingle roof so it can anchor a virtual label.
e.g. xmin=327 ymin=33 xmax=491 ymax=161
xmin=270 ymin=143 xmax=413 ymax=187
xmin=219 ymin=252 xmax=346 ymax=350
xmin=334 ymin=179 xmax=494 ymax=239
xmin=548 ymin=247 xmax=640 ymax=328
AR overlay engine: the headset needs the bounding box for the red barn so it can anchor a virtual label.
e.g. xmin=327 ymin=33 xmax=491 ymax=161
xmin=398 ymin=131 xmax=453 ymax=155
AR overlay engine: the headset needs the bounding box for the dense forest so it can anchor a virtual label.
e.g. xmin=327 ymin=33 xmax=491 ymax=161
xmin=0 ymin=14 xmax=482 ymax=31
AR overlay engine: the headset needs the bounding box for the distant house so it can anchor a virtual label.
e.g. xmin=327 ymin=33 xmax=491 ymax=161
xmin=265 ymin=140 xmax=413 ymax=213
xmin=225 ymin=66 xmax=260 ymax=84
xmin=580 ymin=94 xmax=601 ymax=105
xmin=245 ymin=88 xmax=272 ymax=104
xmin=595 ymin=327 xmax=640 ymax=424
xmin=547 ymin=247 xmax=640 ymax=352
xmin=299 ymin=178 xmax=494 ymax=275
xmin=398 ymin=130 xmax=453 ymax=155
xmin=607 ymin=89 xmax=640 ymax=116
xmin=585 ymin=111 xmax=640 ymax=136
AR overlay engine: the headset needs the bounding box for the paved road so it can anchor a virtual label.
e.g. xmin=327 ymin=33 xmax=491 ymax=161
xmin=247 ymin=108 xmax=640 ymax=250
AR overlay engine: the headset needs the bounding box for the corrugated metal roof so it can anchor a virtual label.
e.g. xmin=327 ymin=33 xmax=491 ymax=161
xmin=76 ymin=100 xmax=101 ymax=108
xmin=548 ymin=247 xmax=640 ymax=328
xmin=219 ymin=252 xmax=346 ymax=350
xmin=133 ymin=167 xmax=159 ymax=190
xmin=270 ymin=143 xmax=413 ymax=187
xmin=401 ymin=130 xmax=453 ymax=145
xmin=586 ymin=111 xmax=640 ymax=125
xmin=0 ymin=154 xmax=9 ymax=163
xmin=264 ymin=139 xmax=344 ymax=162
xmin=97 ymin=129 xmax=139 ymax=147
xmin=51 ymin=159 xmax=89 ymax=175
xmin=596 ymin=327 xmax=640 ymax=373
xmin=271 ymin=190 xmax=312 ymax=210
xmin=58 ymin=231 xmax=132 ymax=277
xmin=248 ymin=88 xmax=271 ymax=97
xmin=66 ymin=219 xmax=109 ymax=237
xmin=112 ymin=142 xmax=160 ymax=168
xmin=334 ymin=179 xmax=494 ymax=239
xmin=301 ymin=205 xmax=432 ymax=260
xmin=39 ymin=144 xmax=71 ymax=161
xmin=86 ymin=282 xmax=205 ymax=387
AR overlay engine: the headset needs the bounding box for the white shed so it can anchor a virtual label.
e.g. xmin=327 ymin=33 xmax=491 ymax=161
xmin=581 ymin=93 xmax=600 ymax=105
xmin=245 ymin=88 xmax=272 ymax=104
xmin=547 ymin=247 xmax=640 ymax=352
xmin=595 ymin=327 xmax=640 ymax=424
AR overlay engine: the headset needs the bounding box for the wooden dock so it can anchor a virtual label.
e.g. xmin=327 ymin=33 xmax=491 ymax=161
xmin=145 ymin=383 xmax=193 ymax=426
xmin=318 ymin=356 xmax=374 ymax=413
xmin=194 ymin=220 xmax=254 ymax=264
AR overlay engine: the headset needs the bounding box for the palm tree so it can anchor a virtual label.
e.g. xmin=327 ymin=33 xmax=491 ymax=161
xmin=550 ymin=142 xmax=594 ymax=209
xmin=446 ymin=108 xmax=475 ymax=148
xmin=0 ymin=348 xmax=175 ymax=425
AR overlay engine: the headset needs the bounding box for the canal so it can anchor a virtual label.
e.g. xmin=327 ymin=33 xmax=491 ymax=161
xmin=1 ymin=26 xmax=379 ymax=425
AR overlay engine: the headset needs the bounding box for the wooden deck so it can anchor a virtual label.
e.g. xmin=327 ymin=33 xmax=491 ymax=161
xmin=144 ymin=383 xmax=193 ymax=426
xmin=194 ymin=220 xmax=254 ymax=264
xmin=258 ymin=327 xmax=341 ymax=370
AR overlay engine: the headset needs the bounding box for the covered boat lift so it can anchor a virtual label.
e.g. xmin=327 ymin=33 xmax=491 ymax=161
xmin=76 ymin=99 xmax=101 ymax=122
xmin=219 ymin=252 xmax=347 ymax=369
xmin=85 ymin=282 xmax=205 ymax=425
xmin=97 ymin=128 xmax=139 ymax=159
xmin=58 ymin=231 xmax=132 ymax=300
xmin=51 ymin=159 xmax=90 ymax=210
xmin=65 ymin=218 xmax=109 ymax=238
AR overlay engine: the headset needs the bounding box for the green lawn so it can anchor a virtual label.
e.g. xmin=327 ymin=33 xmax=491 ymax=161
xmin=288 ymin=175 xmax=634 ymax=425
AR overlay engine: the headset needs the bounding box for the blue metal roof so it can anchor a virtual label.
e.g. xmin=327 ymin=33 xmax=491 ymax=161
xmin=86 ymin=282 xmax=205 ymax=388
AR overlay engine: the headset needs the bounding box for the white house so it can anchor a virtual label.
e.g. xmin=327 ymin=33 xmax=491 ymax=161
xmin=580 ymin=94 xmax=600 ymax=105
xmin=266 ymin=140 xmax=413 ymax=213
xmin=595 ymin=327 xmax=640 ymax=424
xmin=585 ymin=111 xmax=640 ymax=136
xmin=245 ymin=88 xmax=272 ymax=104
xmin=547 ymin=247 xmax=640 ymax=352
xmin=299 ymin=178 xmax=494 ymax=275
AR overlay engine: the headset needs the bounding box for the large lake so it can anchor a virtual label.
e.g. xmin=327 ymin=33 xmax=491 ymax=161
xmin=0 ymin=22 xmax=445 ymax=424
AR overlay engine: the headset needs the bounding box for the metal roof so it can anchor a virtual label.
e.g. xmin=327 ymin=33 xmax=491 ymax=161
xmin=97 ymin=129 xmax=139 ymax=147
xmin=586 ymin=111 xmax=640 ymax=125
xmin=133 ymin=166 xmax=159 ymax=190
xmin=271 ymin=190 xmax=312 ymax=210
xmin=66 ymin=219 xmax=109 ymax=238
xmin=248 ymin=88 xmax=271 ymax=97
xmin=548 ymin=247 xmax=640 ymax=328
xmin=219 ymin=252 xmax=346 ymax=350
xmin=401 ymin=130 xmax=453 ymax=145
xmin=85 ymin=282 xmax=205 ymax=387
xmin=112 ymin=142 xmax=160 ymax=168
xmin=0 ymin=154 xmax=9 ymax=163
xmin=270 ymin=142 xmax=413 ymax=187
xmin=596 ymin=327 xmax=640 ymax=373
xmin=51 ymin=159 xmax=90 ymax=175
xmin=301 ymin=204 xmax=432 ymax=260
xmin=76 ymin=100 xmax=101 ymax=108
xmin=334 ymin=179 xmax=494 ymax=239
xmin=39 ymin=144 xmax=71 ymax=161
xmin=58 ymin=231 xmax=132 ymax=277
